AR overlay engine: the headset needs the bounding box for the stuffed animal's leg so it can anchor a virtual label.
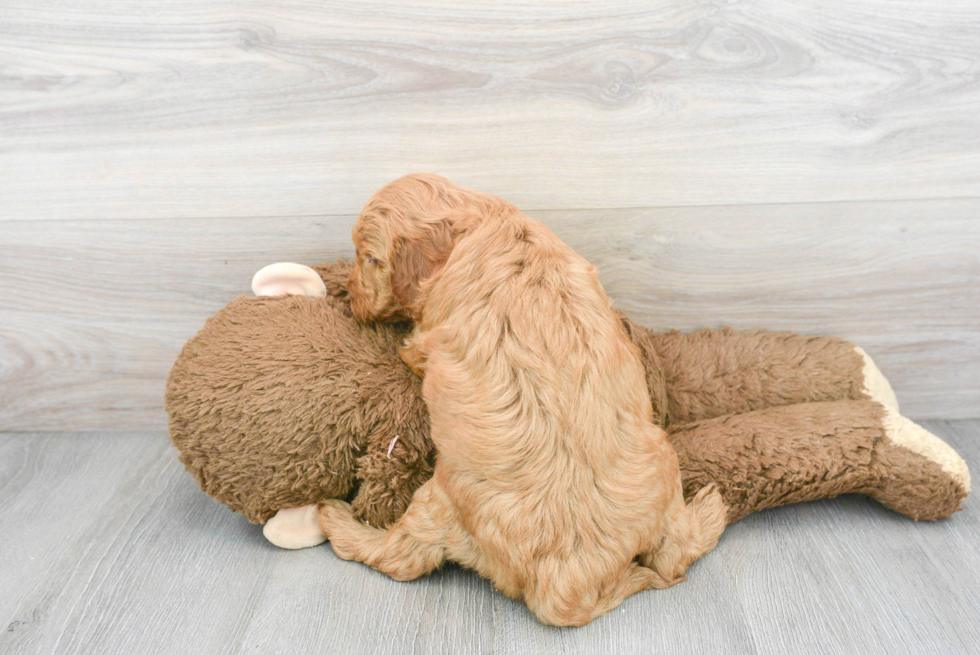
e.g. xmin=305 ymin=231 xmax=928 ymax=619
xmin=650 ymin=327 xmax=898 ymax=425
xmin=668 ymin=400 xmax=969 ymax=523
xmin=319 ymin=479 xmax=457 ymax=581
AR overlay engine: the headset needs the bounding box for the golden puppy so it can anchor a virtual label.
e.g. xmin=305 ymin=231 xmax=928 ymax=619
xmin=324 ymin=173 xmax=726 ymax=626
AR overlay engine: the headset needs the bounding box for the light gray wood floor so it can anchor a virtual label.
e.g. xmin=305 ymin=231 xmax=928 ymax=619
xmin=2 ymin=421 xmax=977 ymax=655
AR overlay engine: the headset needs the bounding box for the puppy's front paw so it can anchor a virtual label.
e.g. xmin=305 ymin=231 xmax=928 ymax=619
xmin=318 ymin=499 xmax=363 ymax=561
xmin=399 ymin=343 xmax=427 ymax=378
xmin=317 ymin=499 xmax=355 ymax=538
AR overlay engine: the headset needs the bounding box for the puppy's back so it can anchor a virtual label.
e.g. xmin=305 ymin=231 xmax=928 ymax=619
xmin=421 ymin=212 xmax=679 ymax=621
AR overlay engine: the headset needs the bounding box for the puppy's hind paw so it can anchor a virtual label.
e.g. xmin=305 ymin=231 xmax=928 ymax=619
xmin=689 ymin=483 xmax=728 ymax=555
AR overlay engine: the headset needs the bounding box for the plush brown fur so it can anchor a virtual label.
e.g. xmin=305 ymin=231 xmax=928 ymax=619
xmin=167 ymin=279 xmax=968 ymax=527
xmin=670 ymin=400 xmax=966 ymax=523
xmin=166 ymin=277 xmax=429 ymax=528
xmin=328 ymin=173 xmax=727 ymax=626
xmin=652 ymin=327 xmax=867 ymax=426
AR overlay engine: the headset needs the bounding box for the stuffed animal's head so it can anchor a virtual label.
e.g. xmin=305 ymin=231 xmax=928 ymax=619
xmin=348 ymin=173 xmax=513 ymax=322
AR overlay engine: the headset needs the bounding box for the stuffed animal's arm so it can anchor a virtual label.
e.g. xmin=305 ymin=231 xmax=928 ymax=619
xmin=352 ymin=426 xmax=436 ymax=528
xmin=650 ymin=328 xmax=900 ymax=426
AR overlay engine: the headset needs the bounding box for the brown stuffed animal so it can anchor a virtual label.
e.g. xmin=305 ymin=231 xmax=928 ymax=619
xmin=166 ymin=260 xmax=970 ymax=548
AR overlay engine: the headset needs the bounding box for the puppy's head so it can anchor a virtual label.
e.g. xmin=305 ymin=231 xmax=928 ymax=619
xmin=348 ymin=173 xmax=497 ymax=322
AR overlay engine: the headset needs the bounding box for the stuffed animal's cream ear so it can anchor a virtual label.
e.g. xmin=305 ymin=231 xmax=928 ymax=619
xmin=251 ymin=262 xmax=327 ymax=298
xmin=263 ymin=505 xmax=327 ymax=549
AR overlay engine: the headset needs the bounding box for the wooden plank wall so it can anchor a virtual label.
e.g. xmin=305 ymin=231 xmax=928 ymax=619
xmin=1 ymin=0 xmax=979 ymax=430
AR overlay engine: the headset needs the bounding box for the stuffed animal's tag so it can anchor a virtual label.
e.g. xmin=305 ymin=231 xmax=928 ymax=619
xmin=251 ymin=262 xmax=327 ymax=298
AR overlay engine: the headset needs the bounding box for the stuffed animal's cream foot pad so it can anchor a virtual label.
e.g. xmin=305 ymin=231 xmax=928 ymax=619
xmin=882 ymin=406 xmax=971 ymax=494
xmin=856 ymin=346 xmax=900 ymax=412
xmin=251 ymin=263 xmax=327 ymax=298
xmin=263 ymin=505 xmax=327 ymax=549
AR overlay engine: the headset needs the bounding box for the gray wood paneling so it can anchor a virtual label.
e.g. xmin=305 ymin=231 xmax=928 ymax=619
xmin=2 ymin=0 xmax=979 ymax=220
xmin=546 ymin=200 xmax=980 ymax=419
xmin=1 ymin=422 xmax=977 ymax=654
xmin=2 ymin=198 xmax=977 ymax=431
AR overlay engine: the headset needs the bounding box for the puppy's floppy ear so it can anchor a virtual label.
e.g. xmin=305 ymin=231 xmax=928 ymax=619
xmin=389 ymin=220 xmax=455 ymax=313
